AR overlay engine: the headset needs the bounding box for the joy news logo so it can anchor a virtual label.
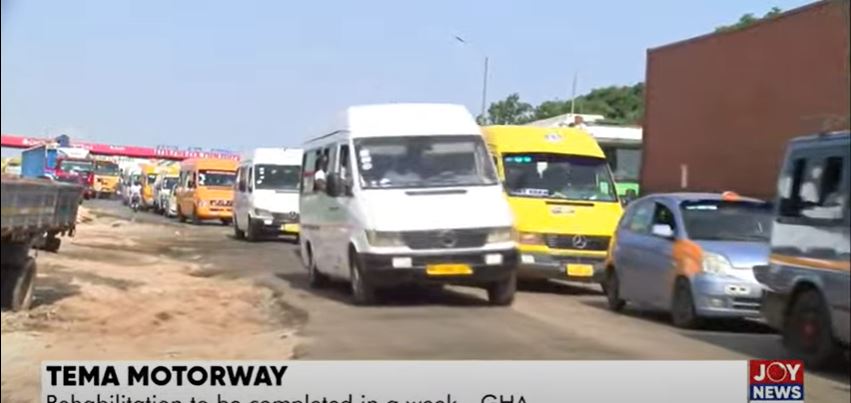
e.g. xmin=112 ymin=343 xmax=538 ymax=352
xmin=749 ymin=360 xmax=804 ymax=401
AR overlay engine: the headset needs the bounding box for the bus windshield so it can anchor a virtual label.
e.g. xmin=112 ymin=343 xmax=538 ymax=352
xmin=503 ymin=153 xmax=618 ymax=202
xmin=601 ymin=145 xmax=641 ymax=182
xmin=198 ymin=170 xmax=236 ymax=187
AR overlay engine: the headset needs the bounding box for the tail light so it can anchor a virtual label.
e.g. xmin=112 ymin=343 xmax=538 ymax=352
xmin=87 ymin=172 xmax=95 ymax=186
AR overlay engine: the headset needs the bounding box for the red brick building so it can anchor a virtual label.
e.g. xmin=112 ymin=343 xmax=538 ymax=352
xmin=641 ymin=0 xmax=850 ymax=200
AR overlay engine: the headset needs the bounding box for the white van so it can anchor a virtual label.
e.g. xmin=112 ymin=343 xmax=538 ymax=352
xmin=299 ymin=103 xmax=518 ymax=305
xmin=233 ymin=148 xmax=303 ymax=241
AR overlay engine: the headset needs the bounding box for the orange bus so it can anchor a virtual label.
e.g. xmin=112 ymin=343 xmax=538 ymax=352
xmin=175 ymin=158 xmax=237 ymax=224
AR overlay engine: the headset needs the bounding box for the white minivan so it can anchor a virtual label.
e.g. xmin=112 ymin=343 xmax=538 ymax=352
xmin=299 ymin=103 xmax=518 ymax=305
xmin=233 ymin=148 xmax=303 ymax=241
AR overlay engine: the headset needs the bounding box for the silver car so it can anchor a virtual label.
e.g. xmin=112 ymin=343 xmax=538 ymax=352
xmin=604 ymin=192 xmax=772 ymax=328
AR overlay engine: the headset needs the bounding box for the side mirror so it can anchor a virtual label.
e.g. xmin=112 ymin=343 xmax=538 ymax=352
xmin=325 ymin=173 xmax=340 ymax=197
xmin=651 ymin=224 xmax=674 ymax=239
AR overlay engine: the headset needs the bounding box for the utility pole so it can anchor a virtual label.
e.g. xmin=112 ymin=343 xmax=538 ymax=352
xmin=570 ymin=72 xmax=578 ymax=115
xmin=480 ymin=57 xmax=489 ymax=124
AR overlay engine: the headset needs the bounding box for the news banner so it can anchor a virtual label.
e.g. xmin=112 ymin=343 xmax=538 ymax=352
xmin=41 ymin=360 xmax=805 ymax=403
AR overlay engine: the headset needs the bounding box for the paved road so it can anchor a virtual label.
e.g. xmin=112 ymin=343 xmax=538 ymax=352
xmin=84 ymin=199 xmax=851 ymax=401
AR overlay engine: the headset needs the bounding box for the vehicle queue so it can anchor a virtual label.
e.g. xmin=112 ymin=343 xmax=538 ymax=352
xmin=120 ymin=103 xmax=849 ymax=369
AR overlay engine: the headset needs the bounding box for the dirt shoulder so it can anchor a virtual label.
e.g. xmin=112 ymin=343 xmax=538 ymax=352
xmin=1 ymin=209 xmax=300 ymax=402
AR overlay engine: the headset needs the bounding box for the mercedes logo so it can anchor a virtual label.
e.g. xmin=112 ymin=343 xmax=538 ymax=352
xmin=571 ymin=235 xmax=588 ymax=249
xmin=439 ymin=230 xmax=458 ymax=248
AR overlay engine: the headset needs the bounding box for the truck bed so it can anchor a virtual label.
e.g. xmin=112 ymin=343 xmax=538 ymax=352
xmin=1 ymin=175 xmax=84 ymax=240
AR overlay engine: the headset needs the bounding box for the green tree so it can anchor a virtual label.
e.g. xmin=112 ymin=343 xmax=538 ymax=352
xmin=715 ymin=7 xmax=782 ymax=33
xmin=484 ymin=93 xmax=534 ymax=125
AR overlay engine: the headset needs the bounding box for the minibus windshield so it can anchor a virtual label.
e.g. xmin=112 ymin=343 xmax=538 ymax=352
xmin=255 ymin=164 xmax=300 ymax=191
xmin=354 ymin=135 xmax=498 ymax=189
xmin=503 ymin=154 xmax=618 ymax=202
xmin=163 ymin=177 xmax=179 ymax=190
xmin=94 ymin=162 xmax=120 ymax=175
xmin=198 ymin=170 xmax=236 ymax=187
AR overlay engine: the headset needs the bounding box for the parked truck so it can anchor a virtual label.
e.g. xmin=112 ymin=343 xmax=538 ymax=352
xmin=641 ymin=1 xmax=849 ymax=200
xmin=1 ymin=175 xmax=84 ymax=310
xmin=21 ymin=144 xmax=95 ymax=198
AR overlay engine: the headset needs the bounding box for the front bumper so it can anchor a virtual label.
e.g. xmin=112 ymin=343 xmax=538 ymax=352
xmin=691 ymin=274 xmax=764 ymax=318
xmin=250 ymin=217 xmax=300 ymax=235
xmin=357 ymin=249 xmax=517 ymax=288
xmin=516 ymin=251 xmax=606 ymax=283
xmin=196 ymin=206 xmax=233 ymax=219
xmin=759 ymin=290 xmax=786 ymax=330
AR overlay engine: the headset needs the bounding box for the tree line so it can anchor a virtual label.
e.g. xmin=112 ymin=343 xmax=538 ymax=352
xmin=480 ymin=6 xmax=784 ymax=127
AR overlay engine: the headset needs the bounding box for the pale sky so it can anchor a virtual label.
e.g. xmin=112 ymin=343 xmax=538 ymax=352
xmin=1 ymin=0 xmax=812 ymax=154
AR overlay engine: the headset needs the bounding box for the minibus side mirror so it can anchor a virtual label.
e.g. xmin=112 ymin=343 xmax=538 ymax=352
xmin=325 ymin=173 xmax=340 ymax=198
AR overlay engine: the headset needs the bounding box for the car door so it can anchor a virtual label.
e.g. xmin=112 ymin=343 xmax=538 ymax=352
xmin=234 ymin=165 xmax=246 ymax=228
xmin=313 ymin=146 xmax=338 ymax=274
xmin=614 ymin=199 xmax=655 ymax=301
xmin=640 ymin=201 xmax=679 ymax=309
xmin=329 ymin=141 xmax=357 ymax=277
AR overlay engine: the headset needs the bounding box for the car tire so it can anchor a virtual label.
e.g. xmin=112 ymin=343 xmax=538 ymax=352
xmin=191 ymin=207 xmax=201 ymax=225
xmin=0 ymin=257 xmax=37 ymax=311
xmin=671 ymin=278 xmax=702 ymax=329
xmin=349 ymin=251 xmax=376 ymax=305
xmin=307 ymin=247 xmax=328 ymax=289
xmin=605 ymin=269 xmax=626 ymax=312
xmin=487 ymin=272 xmax=516 ymax=306
xmin=233 ymin=216 xmax=245 ymax=239
xmin=245 ymin=218 xmax=259 ymax=242
xmin=783 ymin=289 xmax=840 ymax=369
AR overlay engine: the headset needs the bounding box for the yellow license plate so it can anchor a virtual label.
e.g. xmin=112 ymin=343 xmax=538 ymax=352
xmin=426 ymin=264 xmax=473 ymax=276
xmin=281 ymin=224 xmax=300 ymax=233
xmin=566 ymin=264 xmax=594 ymax=277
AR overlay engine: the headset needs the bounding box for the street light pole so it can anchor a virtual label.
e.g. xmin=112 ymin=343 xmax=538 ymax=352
xmin=480 ymin=56 xmax=489 ymax=124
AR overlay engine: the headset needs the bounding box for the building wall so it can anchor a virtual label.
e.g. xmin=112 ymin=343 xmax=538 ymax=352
xmin=642 ymin=0 xmax=850 ymax=200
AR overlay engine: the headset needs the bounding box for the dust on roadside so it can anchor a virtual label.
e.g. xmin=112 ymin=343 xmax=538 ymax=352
xmin=1 ymin=207 xmax=302 ymax=402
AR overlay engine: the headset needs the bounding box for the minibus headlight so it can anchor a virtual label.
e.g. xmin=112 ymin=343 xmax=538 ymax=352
xmin=487 ymin=227 xmax=514 ymax=243
xmin=253 ymin=208 xmax=273 ymax=218
xmin=702 ymin=252 xmax=733 ymax=275
xmin=366 ymin=230 xmax=405 ymax=247
xmin=519 ymin=232 xmax=544 ymax=245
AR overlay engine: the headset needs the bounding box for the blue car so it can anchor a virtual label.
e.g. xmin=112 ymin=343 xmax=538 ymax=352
xmin=604 ymin=192 xmax=773 ymax=328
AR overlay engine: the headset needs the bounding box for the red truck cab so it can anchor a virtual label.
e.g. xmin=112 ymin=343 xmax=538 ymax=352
xmin=54 ymin=157 xmax=95 ymax=197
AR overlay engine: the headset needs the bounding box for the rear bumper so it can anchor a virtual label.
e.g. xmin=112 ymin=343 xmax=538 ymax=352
xmin=516 ymin=251 xmax=606 ymax=283
xmin=691 ymin=274 xmax=764 ymax=318
xmin=358 ymin=249 xmax=517 ymax=288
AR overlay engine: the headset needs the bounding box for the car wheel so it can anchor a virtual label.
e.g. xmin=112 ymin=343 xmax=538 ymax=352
xmin=307 ymin=247 xmax=328 ymax=288
xmin=783 ymin=289 xmax=839 ymax=369
xmin=245 ymin=217 xmax=259 ymax=242
xmin=487 ymin=272 xmax=516 ymax=306
xmin=605 ymin=269 xmax=626 ymax=312
xmin=349 ymin=251 xmax=376 ymax=305
xmin=191 ymin=207 xmax=201 ymax=225
xmin=233 ymin=216 xmax=245 ymax=239
xmin=0 ymin=257 xmax=37 ymax=311
xmin=671 ymin=278 xmax=702 ymax=329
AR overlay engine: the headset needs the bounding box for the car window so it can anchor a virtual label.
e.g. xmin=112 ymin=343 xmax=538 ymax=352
xmin=626 ymin=200 xmax=654 ymax=234
xmin=779 ymin=153 xmax=847 ymax=223
xmin=652 ymin=203 xmax=677 ymax=231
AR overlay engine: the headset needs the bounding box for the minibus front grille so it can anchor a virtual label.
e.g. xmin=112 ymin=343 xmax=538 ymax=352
xmin=402 ymin=229 xmax=489 ymax=250
xmin=544 ymin=234 xmax=611 ymax=251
